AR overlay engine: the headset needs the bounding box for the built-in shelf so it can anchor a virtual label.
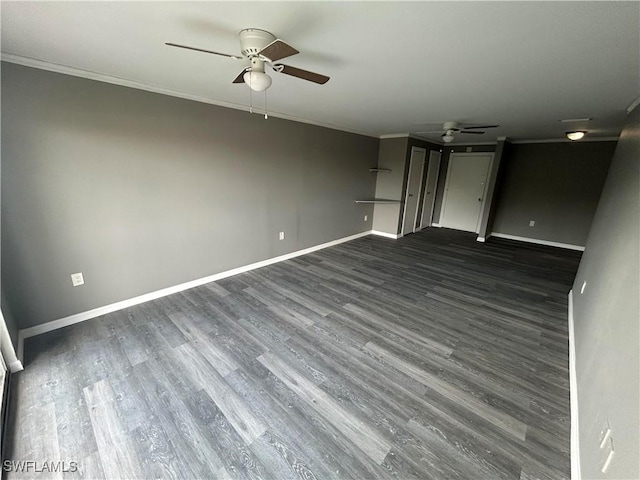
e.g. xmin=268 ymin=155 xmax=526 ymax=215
xmin=369 ymin=168 xmax=391 ymax=173
xmin=354 ymin=199 xmax=401 ymax=204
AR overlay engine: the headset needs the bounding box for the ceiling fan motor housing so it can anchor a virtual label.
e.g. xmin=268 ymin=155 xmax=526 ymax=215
xmin=239 ymin=28 xmax=276 ymax=57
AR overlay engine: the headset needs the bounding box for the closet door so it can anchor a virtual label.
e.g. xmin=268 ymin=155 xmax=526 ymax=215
xmin=401 ymin=147 xmax=426 ymax=235
xmin=440 ymin=152 xmax=493 ymax=232
xmin=420 ymin=150 xmax=441 ymax=228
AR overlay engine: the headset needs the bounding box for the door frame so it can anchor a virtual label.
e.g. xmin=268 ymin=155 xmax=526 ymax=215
xmin=419 ymin=150 xmax=442 ymax=229
xmin=400 ymin=147 xmax=426 ymax=236
xmin=439 ymin=152 xmax=494 ymax=233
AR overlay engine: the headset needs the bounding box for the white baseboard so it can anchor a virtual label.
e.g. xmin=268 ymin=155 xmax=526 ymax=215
xmin=490 ymin=232 xmax=585 ymax=251
xmin=431 ymin=223 xmax=442 ymax=228
xmin=476 ymin=236 xmax=486 ymax=243
xmin=17 ymin=230 xmax=372 ymax=361
xmin=568 ymin=290 xmax=581 ymax=479
xmin=371 ymin=230 xmax=401 ymax=239
xmin=8 ymin=360 xmax=24 ymax=373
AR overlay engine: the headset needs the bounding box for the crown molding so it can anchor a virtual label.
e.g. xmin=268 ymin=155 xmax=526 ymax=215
xmin=379 ymin=133 xmax=410 ymax=139
xmin=1 ymin=53 xmax=377 ymax=139
xmin=408 ymin=134 xmax=445 ymax=146
xmin=445 ymin=141 xmax=498 ymax=147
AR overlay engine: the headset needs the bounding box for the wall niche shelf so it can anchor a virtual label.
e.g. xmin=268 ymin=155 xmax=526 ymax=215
xmin=354 ymin=199 xmax=401 ymax=204
xmin=369 ymin=168 xmax=391 ymax=173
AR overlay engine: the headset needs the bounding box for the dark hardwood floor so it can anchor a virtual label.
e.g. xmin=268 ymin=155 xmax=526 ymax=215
xmin=6 ymin=228 xmax=581 ymax=479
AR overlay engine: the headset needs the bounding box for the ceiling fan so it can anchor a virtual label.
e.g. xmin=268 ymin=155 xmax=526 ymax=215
xmin=417 ymin=121 xmax=499 ymax=143
xmin=166 ymin=28 xmax=329 ymax=93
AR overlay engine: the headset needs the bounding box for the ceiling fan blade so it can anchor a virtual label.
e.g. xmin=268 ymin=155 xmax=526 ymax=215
xmin=416 ymin=131 xmax=445 ymax=134
xmin=259 ymin=39 xmax=299 ymax=62
xmin=463 ymin=125 xmax=499 ymax=130
xmin=165 ymin=42 xmax=243 ymax=60
xmin=274 ymin=64 xmax=329 ymax=84
xmin=232 ymin=68 xmax=249 ymax=84
xmin=460 ymin=130 xmax=485 ymax=134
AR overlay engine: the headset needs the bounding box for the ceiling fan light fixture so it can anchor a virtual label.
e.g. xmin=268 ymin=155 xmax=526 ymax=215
xmin=243 ymin=70 xmax=272 ymax=92
xmin=442 ymin=134 xmax=455 ymax=143
xmin=566 ymin=131 xmax=586 ymax=141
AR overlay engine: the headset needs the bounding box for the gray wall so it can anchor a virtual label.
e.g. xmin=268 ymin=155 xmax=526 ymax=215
xmin=371 ymin=137 xmax=408 ymax=234
xmin=371 ymin=137 xmax=440 ymax=235
xmin=478 ymin=140 xmax=511 ymax=239
xmin=571 ymin=106 xmax=639 ymax=478
xmin=0 ymin=110 xmax=19 ymax=346
xmin=1 ymin=62 xmax=378 ymax=329
xmin=491 ymin=142 xmax=616 ymax=246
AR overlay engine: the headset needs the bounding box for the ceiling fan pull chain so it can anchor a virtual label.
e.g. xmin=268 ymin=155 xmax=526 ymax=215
xmin=264 ymin=90 xmax=268 ymax=119
xmin=249 ymin=78 xmax=254 ymax=114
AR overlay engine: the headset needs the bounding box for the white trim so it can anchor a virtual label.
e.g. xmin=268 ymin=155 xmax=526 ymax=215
xmin=371 ymin=230 xmax=401 ymax=239
xmin=17 ymin=231 xmax=372 ymax=360
xmin=401 ymin=147 xmax=426 ymax=236
xmin=379 ymin=133 xmax=410 ymax=139
xmin=475 ymin=153 xmax=495 ymax=234
xmin=411 ymin=135 xmax=445 ymax=146
xmin=419 ymin=150 xmax=442 ymax=229
xmin=0 ymin=309 xmax=22 ymax=372
xmin=568 ymin=290 xmax=582 ymax=480
xmin=626 ymin=95 xmax=640 ymax=114
xmin=444 ymin=141 xmax=497 ymax=147
xmin=490 ymin=232 xmax=585 ymax=251
xmin=439 ymin=155 xmax=455 ymax=228
xmin=408 ymin=134 xmax=443 ymax=145
xmin=1 ymin=54 xmax=376 ymax=139
xmin=8 ymin=360 xmax=24 ymax=373
xmin=476 ymin=236 xmax=486 ymax=243
xmin=431 ymin=223 xmax=442 ymax=228
xmin=510 ymin=137 xmax=619 ymax=144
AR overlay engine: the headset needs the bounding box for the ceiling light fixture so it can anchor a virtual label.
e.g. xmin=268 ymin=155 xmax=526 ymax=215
xmin=244 ymin=70 xmax=272 ymax=92
xmin=442 ymin=129 xmax=455 ymax=143
xmin=560 ymin=117 xmax=592 ymax=123
xmin=566 ymin=131 xmax=586 ymax=141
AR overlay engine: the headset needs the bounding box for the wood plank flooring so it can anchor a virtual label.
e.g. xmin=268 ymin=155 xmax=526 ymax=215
xmin=5 ymin=228 xmax=581 ymax=479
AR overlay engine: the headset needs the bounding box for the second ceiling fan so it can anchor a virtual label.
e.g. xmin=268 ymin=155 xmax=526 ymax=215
xmin=418 ymin=121 xmax=499 ymax=143
xmin=166 ymin=28 xmax=330 ymax=92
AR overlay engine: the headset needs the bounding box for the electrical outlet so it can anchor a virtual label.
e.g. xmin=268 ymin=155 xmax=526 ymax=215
xmin=529 ymin=220 xmax=535 ymax=227
xmin=71 ymin=272 xmax=84 ymax=287
xmin=364 ymin=215 xmax=368 ymax=222
xmin=279 ymin=231 xmax=285 ymax=240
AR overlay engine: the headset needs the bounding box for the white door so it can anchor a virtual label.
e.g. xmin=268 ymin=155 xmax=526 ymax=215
xmin=401 ymin=147 xmax=426 ymax=235
xmin=419 ymin=150 xmax=442 ymax=228
xmin=440 ymin=152 xmax=493 ymax=232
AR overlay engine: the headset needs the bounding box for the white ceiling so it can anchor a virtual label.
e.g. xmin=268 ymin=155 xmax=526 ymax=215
xmin=2 ymin=1 xmax=638 ymax=144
